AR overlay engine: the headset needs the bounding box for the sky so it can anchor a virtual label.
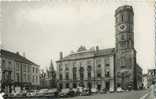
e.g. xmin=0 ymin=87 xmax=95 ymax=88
xmin=1 ymin=0 xmax=155 ymax=73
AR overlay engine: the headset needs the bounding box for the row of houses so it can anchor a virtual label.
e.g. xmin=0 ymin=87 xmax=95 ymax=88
xmin=143 ymin=69 xmax=156 ymax=89
xmin=0 ymin=49 xmax=58 ymax=94
xmin=0 ymin=49 xmax=40 ymax=94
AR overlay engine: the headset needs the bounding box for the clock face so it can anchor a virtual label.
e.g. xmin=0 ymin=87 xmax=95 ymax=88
xmin=118 ymin=24 xmax=127 ymax=32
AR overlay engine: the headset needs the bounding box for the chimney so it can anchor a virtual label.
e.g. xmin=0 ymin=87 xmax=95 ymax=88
xmin=60 ymin=52 xmax=63 ymax=60
xmin=22 ymin=52 xmax=26 ymax=57
xmin=96 ymin=46 xmax=99 ymax=51
xmin=16 ymin=51 xmax=20 ymax=55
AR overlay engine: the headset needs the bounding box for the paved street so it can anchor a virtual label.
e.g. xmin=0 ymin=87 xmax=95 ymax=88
xmin=64 ymin=90 xmax=148 ymax=99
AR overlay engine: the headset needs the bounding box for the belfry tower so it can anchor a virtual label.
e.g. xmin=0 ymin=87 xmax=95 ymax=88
xmin=115 ymin=5 xmax=137 ymax=90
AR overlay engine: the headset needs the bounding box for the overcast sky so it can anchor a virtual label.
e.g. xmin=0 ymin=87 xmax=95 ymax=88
xmin=1 ymin=0 xmax=155 ymax=73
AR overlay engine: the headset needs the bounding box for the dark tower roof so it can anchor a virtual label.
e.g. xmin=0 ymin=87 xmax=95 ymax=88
xmin=115 ymin=5 xmax=134 ymax=16
xmin=49 ymin=59 xmax=55 ymax=71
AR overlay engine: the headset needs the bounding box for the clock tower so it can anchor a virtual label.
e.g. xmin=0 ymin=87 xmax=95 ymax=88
xmin=115 ymin=5 xmax=137 ymax=90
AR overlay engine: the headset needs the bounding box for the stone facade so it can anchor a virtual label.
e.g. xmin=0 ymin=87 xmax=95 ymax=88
xmin=143 ymin=74 xmax=148 ymax=89
xmin=0 ymin=49 xmax=40 ymax=94
xmin=56 ymin=5 xmax=142 ymax=91
xmin=56 ymin=47 xmax=115 ymax=91
xmin=147 ymin=69 xmax=156 ymax=88
xmin=115 ymin=5 xmax=142 ymax=90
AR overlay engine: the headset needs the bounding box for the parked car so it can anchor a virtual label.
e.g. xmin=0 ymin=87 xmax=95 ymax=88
xmin=100 ymin=89 xmax=106 ymax=94
xmin=58 ymin=89 xmax=70 ymax=97
xmin=36 ymin=89 xmax=48 ymax=96
xmin=80 ymin=89 xmax=90 ymax=96
xmin=68 ymin=89 xmax=75 ymax=97
xmin=46 ymin=89 xmax=59 ymax=96
xmin=26 ymin=90 xmax=37 ymax=96
xmin=91 ymin=88 xmax=97 ymax=94
xmin=117 ymin=87 xmax=124 ymax=92
xmin=109 ymin=88 xmax=114 ymax=93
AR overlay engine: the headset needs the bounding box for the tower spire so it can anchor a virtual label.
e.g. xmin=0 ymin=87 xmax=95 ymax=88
xmin=49 ymin=59 xmax=54 ymax=71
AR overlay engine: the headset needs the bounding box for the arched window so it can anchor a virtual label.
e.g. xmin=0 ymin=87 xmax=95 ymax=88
xmin=87 ymin=65 xmax=92 ymax=71
xmin=79 ymin=67 xmax=84 ymax=80
xmin=59 ymin=74 xmax=63 ymax=80
xmin=73 ymin=67 xmax=77 ymax=80
xmin=121 ymin=15 xmax=124 ymax=22
xmin=120 ymin=57 xmax=126 ymax=68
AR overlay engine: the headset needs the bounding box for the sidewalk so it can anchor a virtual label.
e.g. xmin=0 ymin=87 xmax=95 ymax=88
xmin=142 ymin=85 xmax=156 ymax=99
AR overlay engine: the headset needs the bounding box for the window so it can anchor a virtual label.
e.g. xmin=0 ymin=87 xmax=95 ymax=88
xmin=36 ymin=68 xmax=38 ymax=73
xmin=59 ymin=83 xmax=63 ymax=89
xmin=106 ymin=64 xmax=110 ymax=66
xmin=36 ymin=76 xmax=38 ymax=83
xmin=120 ymin=57 xmax=126 ymax=68
xmin=60 ymin=74 xmax=63 ymax=80
xmin=28 ymin=75 xmax=30 ymax=81
xmin=121 ymin=15 xmax=124 ymax=22
xmin=65 ymin=64 xmax=69 ymax=71
xmin=120 ymin=41 xmax=127 ymax=49
xmin=87 ymin=65 xmax=92 ymax=80
xmin=87 ymin=82 xmax=92 ymax=89
xmin=73 ymin=83 xmax=77 ymax=88
xmin=16 ymin=63 xmax=20 ymax=71
xmin=59 ymin=64 xmax=62 ymax=71
xmin=79 ymin=67 xmax=84 ymax=80
xmin=87 ymin=65 xmax=91 ymax=71
xmin=2 ymin=60 xmax=5 ymax=66
xmin=16 ymin=73 xmax=19 ymax=82
xmin=28 ymin=66 xmax=30 ymax=73
xmin=97 ymin=73 xmax=101 ymax=78
xmin=121 ymin=35 xmax=125 ymax=40
xmin=32 ymin=76 xmax=34 ymax=83
xmin=8 ymin=61 xmax=11 ymax=65
xmin=24 ymin=74 xmax=26 ymax=82
xmin=23 ymin=64 xmax=26 ymax=72
xmin=88 ymin=72 xmax=91 ymax=80
xmin=66 ymin=72 xmax=69 ymax=80
xmin=66 ymin=83 xmax=69 ymax=88
xmin=98 ymin=64 xmax=101 ymax=68
xmin=73 ymin=67 xmax=77 ymax=80
xmin=33 ymin=67 xmax=35 ymax=73
xmin=65 ymin=67 xmax=69 ymax=71
xmin=105 ymin=71 xmax=110 ymax=77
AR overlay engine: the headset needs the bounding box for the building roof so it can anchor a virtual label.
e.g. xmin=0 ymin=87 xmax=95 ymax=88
xmin=1 ymin=49 xmax=38 ymax=66
xmin=57 ymin=48 xmax=115 ymax=62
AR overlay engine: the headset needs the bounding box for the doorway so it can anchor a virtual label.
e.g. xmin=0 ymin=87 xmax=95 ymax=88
xmin=105 ymin=81 xmax=110 ymax=91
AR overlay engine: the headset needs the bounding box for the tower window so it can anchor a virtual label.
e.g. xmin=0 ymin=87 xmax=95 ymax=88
xmin=121 ymin=35 xmax=125 ymax=40
xmin=121 ymin=15 xmax=124 ymax=22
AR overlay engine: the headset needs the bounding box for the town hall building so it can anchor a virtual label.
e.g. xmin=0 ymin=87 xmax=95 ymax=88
xmin=56 ymin=5 xmax=142 ymax=91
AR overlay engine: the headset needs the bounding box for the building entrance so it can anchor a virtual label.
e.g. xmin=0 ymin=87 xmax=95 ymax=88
xmin=106 ymin=81 xmax=110 ymax=91
xmin=97 ymin=84 xmax=101 ymax=91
